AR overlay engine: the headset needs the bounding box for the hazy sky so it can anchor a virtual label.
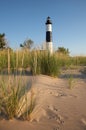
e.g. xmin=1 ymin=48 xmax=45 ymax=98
xmin=0 ymin=0 xmax=86 ymax=55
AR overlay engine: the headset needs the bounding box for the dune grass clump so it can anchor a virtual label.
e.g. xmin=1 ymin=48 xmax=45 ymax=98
xmin=0 ymin=49 xmax=30 ymax=72
xmin=29 ymin=51 xmax=60 ymax=77
xmin=0 ymin=76 xmax=19 ymax=119
xmin=68 ymin=75 xmax=74 ymax=89
xmin=0 ymin=75 xmax=35 ymax=120
xmin=68 ymin=75 xmax=76 ymax=89
xmin=70 ymin=56 xmax=86 ymax=66
xmin=41 ymin=52 xmax=60 ymax=77
xmin=0 ymin=50 xmax=8 ymax=70
xmin=19 ymin=88 xmax=36 ymax=121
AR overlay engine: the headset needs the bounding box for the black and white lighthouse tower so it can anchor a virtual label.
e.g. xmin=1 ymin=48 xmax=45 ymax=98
xmin=45 ymin=16 xmax=53 ymax=53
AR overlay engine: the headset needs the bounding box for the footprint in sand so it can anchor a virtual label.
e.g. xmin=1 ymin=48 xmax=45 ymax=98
xmin=49 ymin=91 xmax=59 ymax=97
xmin=47 ymin=105 xmax=59 ymax=112
xmin=47 ymin=105 xmax=64 ymax=125
xmin=81 ymin=118 xmax=86 ymax=125
xmin=53 ymin=126 xmax=60 ymax=130
xmin=49 ymin=90 xmax=67 ymax=98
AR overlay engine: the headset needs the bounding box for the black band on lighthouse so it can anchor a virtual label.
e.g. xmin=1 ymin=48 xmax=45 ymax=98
xmin=46 ymin=31 xmax=52 ymax=42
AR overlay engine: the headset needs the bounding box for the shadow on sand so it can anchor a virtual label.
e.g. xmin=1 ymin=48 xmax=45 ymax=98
xmin=59 ymin=68 xmax=86 ymax=80
xmin=0 ymin=69 xmax=32 ymax=76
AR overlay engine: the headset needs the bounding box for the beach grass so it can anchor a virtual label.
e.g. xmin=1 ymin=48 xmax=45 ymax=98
xmin=0 ymin=75 xmax=34 ymax=119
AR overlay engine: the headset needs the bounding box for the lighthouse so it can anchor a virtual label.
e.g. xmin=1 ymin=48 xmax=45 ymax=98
xmin=45 ymin=16 xmax=53 ymax=53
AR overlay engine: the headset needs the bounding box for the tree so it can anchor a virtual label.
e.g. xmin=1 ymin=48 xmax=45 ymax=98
xmin=0 ymin=33 xmax=7 ymax=49
xmin=20 ymin=39 xmax=34 ymax=50
xmin=56 ymin=47 xmax=70 ymax=56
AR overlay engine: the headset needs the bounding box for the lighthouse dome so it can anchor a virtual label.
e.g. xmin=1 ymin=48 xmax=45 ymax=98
xmin=46 ymin=16 xmax=52 ymax=24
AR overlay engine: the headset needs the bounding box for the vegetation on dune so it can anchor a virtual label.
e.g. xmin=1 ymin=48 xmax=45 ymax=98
xmin=0 ymin=48 xmax=86 ymax=75
xmin=56 ymin=46 xmax=70 ymax=56
xmin=0 ymin=33 xmax=6 ymax=49
xmin=0 ymin=75 xmax=35 ymax=120
xmin=20 ymin=39 xmax=34 ymax=50
xmin=29 ymin=51 xmax=61 ymax=76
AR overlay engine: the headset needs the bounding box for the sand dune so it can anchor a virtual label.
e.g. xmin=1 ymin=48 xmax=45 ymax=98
xmin=0 ymin=68 xmax=86 ymax=130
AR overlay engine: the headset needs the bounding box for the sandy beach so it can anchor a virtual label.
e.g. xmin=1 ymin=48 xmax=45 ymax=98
xmin=0 ymin=67 xmax=86 ymax=130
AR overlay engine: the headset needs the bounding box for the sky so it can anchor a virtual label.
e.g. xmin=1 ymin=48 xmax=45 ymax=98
xmin=0 ymin=0 xmax=86 ymax=55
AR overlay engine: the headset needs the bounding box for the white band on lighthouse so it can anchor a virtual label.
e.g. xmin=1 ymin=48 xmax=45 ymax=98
xmin=46 ymin=24 xmax=52 ymax=32
xmin=46 ymin=42 xmax=53 ymax=54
